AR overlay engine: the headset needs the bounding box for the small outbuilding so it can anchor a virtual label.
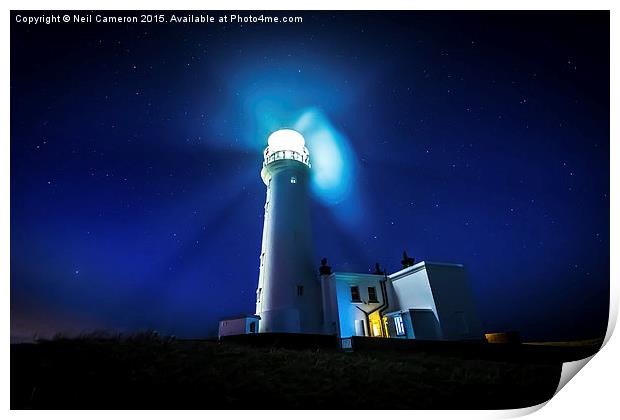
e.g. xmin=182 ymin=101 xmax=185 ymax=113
xmin=218 ymin=314 xmax=260 ymax=338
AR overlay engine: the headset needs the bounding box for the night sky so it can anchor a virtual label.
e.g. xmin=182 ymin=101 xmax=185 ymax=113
xmin=11 ymin=11 xmax=609 ymax=341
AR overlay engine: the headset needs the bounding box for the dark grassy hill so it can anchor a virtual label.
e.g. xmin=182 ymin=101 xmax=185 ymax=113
xmin=11 ymin=332 xmax=568 ymax=409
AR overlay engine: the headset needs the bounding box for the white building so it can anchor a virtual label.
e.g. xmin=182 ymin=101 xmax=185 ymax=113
xmin=218 ymin=315 xmax=260 ymax=338
xmin=219 ymin=129 xmax=483 ymax=341
xmin=320 ymin=260 xmax=483 ymax=340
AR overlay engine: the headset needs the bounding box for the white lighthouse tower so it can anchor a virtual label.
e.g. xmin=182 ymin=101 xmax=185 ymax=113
xmin=255 ymin=129 xmax=322 ymax=334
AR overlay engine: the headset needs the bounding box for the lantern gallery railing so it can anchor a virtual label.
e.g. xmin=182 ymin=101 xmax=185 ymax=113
xmin=263 ymin=149 xmax=311 ymax=168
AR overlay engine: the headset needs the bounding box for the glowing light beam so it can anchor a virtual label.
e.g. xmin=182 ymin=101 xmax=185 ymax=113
xmin=294 ymin=108 xmax=364 ymax=229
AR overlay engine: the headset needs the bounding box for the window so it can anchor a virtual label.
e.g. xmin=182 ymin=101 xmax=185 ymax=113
xmin=249 ymin=321 xmax=256 ymax=333
xmin=256 ymin=288 xmax=262 ymax=302
xmin=368 ymin=286 xmax=378 ymax=303
xmin=394 ymin=315 xmax=405 ymax=336
xmin=297 ymin=285 xmax=304 ymax=296
xmin=290 ymin=176 xmax=297 ymax=184
xmin=350 ymin=286 xmax=361 ymax=302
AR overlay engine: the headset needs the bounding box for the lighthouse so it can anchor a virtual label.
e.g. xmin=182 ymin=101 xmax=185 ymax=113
xmin=255 ymin=129 xmax=323 ymax=334
xmin=217 ymin=129 xmax=483 ymax=342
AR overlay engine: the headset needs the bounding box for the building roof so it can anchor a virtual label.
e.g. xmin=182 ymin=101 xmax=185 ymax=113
xmin=332 ymin=272 xmax=386 ymax=277
xmin=219 ymin=314 xmax=261 ymax=322
xmin=388 ymin=261 xmax=464 ymax=281
xmin=328 ymin=262 xmax=464 ymax=283
xmin=330 ymin=272 xmax=386 ymax=281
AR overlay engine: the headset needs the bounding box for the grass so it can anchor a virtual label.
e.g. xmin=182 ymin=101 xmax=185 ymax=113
xmin=11 ymin=331 xmax=563 ymax=409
